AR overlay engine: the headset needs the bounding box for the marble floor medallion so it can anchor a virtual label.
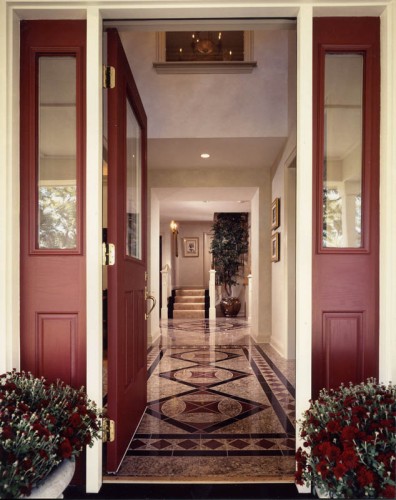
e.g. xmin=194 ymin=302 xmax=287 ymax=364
xmin=107 ymin=319 xmax=296 ymax=482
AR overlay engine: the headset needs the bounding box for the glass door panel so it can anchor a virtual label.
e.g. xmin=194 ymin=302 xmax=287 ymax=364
xmin=125 ymin=99 xmax=142 ymax=260
xmin=38 ymin=56 xmax=77 ymax=250
xmin=322 ymin=53 xmax=363 ymax=249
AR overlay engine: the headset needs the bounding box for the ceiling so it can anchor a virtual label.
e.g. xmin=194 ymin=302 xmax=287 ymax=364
xmin=153 ymin=187 xmax=257 ymax=223
xmin=148 ymin=137 xmax=286 ymax=170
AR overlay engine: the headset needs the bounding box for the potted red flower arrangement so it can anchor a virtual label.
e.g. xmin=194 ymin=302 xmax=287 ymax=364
xmin=0 ymin=370 xmax=101 ymax=498
xmin=295 ymin=379 xmax=396 ymax=499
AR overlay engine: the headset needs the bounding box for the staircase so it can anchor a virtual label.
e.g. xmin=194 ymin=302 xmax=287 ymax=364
xmin=172 ymin=288 xmax=206 ymax=319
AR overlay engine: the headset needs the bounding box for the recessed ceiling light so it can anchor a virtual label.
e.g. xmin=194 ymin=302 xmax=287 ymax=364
xmin=237 ymin=200 xmax=248 ymax=204
xmin=201 ymin=153 xmax=210 ymax=159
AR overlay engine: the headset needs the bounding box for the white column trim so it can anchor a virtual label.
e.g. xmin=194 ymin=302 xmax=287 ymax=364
xmin=209 ymin=269 xmax=216 ymax=320
xmin=0 ymin=4 xmax=20 ymax=373
xmin=85 ymin=6 xmax=103 ymax=494
xmin=380 ymin=4 xmax=396 ymax=384
xmin=295 ymin=7 xmax=313 ymax=493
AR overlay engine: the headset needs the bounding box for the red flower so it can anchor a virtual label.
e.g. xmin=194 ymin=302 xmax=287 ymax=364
xmin=33 ymin=422 xmax=50 ymax=437
xmin=83 ymin=431 xmax=92 ymax=446
xmin=380 ymin=419 xmax=395 ymax=431
xmin=59 ymin=438 xmax=73 ymax=459
xmin=382 ymin=485 xmax=396 ymax=499
xmin=19 ymin=485 xmax=32 ymax=496
xmin=77 ymin=405 xmax=88 ymax=415
xmin=333 ymin=462 xmax=348 ymax=480
xmin=69 ymin=412 xmax=82 ymax=428
xmin=71 ymin=437 xmax=82 ymax=451
xmin=1 ymin=425 xmax=14 ymax=440
xmin=351 ymin=405 xmax=366 ymax=417
xmin=341 ymin=449 xmax=359 ymax=469
xmin=63 ymin=426 xmax=74 ymax=438
xmin=295 ymin=469 xmax=304 ymax=485
xmin=38 ymin=449 xmax=49 ymax=461
xmin=22 ymin=457 xmax=33 ymax=471
xmin=357 ymin=466 xmax=375 ymax=487
xmin=326 ymin=420 xmax=341 ymax=433
xmin=341 ymin=425 xmax=359 ymax=441
xmin=316 ymin=461 xmax=329 ymax=479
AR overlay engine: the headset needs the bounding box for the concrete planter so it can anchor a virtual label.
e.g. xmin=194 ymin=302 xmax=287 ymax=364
xmin=28 ymin=459 xmax=75 ymax=499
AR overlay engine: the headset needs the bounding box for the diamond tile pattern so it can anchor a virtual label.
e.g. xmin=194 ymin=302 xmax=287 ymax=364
xmin=116 ymin=319 xmax=296 ymax=480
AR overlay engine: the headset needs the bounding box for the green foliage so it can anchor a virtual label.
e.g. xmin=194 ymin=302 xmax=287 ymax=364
xmin=210 ymin=213 xmax=249 ymax=296
xmin=39 ymin=185 xmax=77 ymax=249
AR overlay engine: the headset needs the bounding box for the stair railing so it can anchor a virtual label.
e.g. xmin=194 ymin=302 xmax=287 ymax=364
xmin=160 ymin=264 xmax=170 ymax=320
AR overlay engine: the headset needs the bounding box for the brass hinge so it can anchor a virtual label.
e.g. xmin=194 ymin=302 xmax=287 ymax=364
xmin=102 ymin=418 xmax=115 ymax=443
xmin=103 ymin=65 xmax=115 ymax=89
xmin=102 ymin=242 xmax=115 ymax=266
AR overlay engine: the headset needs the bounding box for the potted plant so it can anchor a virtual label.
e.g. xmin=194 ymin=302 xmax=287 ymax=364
xmin=0 ymin=370 xmax=102 ymax=498
xmin=295 ymin=379 xmax=396 ymax=499
xmin=210 ymin=213 xmax=249 ymax=317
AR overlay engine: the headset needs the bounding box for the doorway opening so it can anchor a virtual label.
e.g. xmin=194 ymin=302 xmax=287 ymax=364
xmin=102 ymin=18 xmax=297 ymax=482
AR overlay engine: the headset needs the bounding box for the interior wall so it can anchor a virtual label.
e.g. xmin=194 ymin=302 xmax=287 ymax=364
xmin=149 ymin=191 xmax=160 ymax=343
xmin=150 ymin=168 xmax=270 ymax=341
xmin=173 ymin=221 xmax=212 ymax=288
xmin=120 ymin=29 xmax=291 ymax=140
xmin=270 ymin=127 xmax=297 ymax=359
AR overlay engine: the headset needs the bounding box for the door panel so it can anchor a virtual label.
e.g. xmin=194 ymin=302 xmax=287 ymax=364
xmin=106 ymin=29 xmax=148 ymax=473
xmin=20 ymin=21 xmax=86 ymax=389
xmin=312 ymin=18 xmax=380 ymax=397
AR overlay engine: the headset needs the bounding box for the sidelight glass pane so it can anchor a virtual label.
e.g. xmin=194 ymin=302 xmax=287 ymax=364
xmin=126 ymin=99 xmax=142 ymax=259
xmin=322 ymin=54 xmax=363 ymax=248
xmin=38 ymin=57 xmax=77 ymax=249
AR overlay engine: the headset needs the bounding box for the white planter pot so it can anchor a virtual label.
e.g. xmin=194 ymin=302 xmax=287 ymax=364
xmin=28 ymin=459 xmax=75 ymax=499
xmin=314 ymin=485 xmax=331 ymax=498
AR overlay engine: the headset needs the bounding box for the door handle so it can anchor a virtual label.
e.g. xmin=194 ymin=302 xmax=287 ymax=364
xmin=145 ymin=287 xmax=156 ymax=320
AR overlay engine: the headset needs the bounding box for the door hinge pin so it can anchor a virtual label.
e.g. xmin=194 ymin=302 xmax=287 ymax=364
xmin=102 ymin=418 xmax=115 ymax=443
xmin=103 ymin=65 xmax=115 ymax=89
xmin=102 ymin=242 xmax=115 ymax=266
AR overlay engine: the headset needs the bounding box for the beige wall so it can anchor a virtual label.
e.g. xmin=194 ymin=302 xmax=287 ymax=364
xmin=173 ymin=221 xmax=212 ymax=288
xmin=120 ymin=29 xmax=292 ymax=140
xmin=149 ymin=167 xmax=271 ymax=341
xmin=271 ymin=127 xmax=296 ymax=359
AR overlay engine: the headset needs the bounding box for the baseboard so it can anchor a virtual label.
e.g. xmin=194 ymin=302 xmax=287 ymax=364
xmin=270 ymin=337 xmax=287 ymax=358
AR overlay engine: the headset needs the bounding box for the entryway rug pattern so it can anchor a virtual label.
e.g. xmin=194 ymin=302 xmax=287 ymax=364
xmin=109 ymin=319 xmax=296 ymax=482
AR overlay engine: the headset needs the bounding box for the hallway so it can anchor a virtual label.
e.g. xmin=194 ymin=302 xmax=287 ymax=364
xmin=105 ymin=319 xmax=296 ymax=483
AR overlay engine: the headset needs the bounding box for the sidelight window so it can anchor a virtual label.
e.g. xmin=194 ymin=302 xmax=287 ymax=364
xmin=322 ymin=53 xmax=364 ymax=249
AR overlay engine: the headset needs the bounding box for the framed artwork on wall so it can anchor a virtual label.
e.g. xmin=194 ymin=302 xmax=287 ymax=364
xmin=271 ymin=232 xmax=280 ymax=262
xmin=271 ymin=198 xmax=280 ymax=230
xmin=183 ymin=237 xmax=199 ymax=257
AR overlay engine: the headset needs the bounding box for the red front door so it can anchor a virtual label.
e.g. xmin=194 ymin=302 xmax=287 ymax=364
xmin=20 ymin=21 xmax=86 ymax=389
xmin=312 ymin=18 xmax=380 ymax=397
xmin=106 ymin=29 xmax=148 ymax=473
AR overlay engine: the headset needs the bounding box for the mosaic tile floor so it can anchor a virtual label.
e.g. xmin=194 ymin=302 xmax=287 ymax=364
xmin=107 ymin=319 xmax=296 ymax=483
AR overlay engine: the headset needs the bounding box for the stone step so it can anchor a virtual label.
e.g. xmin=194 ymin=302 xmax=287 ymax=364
xmin=174 ymin=302 xmax=205 ymax=310
xmin=175 ymin=296 xmax=205 ymax=303
xmin=175 ymin=289 xmax=205 ymax=297
xmin=173 ymin=310 xmax=205 ymax=319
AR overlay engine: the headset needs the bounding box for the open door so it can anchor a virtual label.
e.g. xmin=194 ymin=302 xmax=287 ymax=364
xmin=106 ymin=29 xmax=148 ymax=473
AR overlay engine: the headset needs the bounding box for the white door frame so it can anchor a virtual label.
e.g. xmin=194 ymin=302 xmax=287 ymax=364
xmin=1 ymin=0 xmax=395 ymax=494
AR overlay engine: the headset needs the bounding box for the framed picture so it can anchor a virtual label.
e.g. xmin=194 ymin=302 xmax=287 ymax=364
xmin=271 ymin=232 xmax=280 ymax=262
xmin=271 ymin=198 xmax=280 ymax=230
xmin=183 ymin=237 xmax=199 ymax=257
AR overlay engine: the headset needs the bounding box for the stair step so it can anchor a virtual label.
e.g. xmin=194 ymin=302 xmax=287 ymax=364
xmin=173 ymin=310 xmax=205 ymax=319
xmin=174 ymin=303 xmax=205 ymax=310
xmin=175 ymin=296 xmax=205 ymax=303
xmin=175 ymin=289 xmax=205 ymax=297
